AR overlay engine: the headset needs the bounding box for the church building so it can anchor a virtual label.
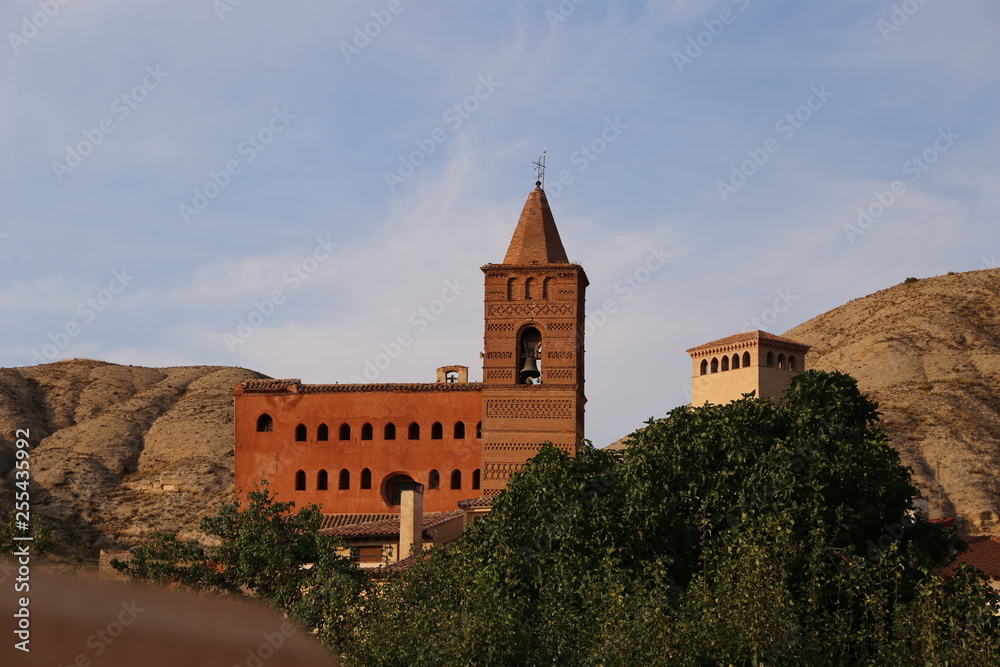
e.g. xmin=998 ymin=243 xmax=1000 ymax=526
xmin=233 ymin=178 xmax=810 ymax=562
xmin=233 ymin=182 xmax=587 ymax=539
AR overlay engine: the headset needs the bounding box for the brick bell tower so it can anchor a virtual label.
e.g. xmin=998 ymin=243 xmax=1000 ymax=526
xmin=480 ymin=181 xmax=588 ymax=491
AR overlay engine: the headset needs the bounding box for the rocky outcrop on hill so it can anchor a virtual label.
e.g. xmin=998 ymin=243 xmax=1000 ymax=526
xmin=0 ymin=360 xmax=266 ymax=555
xmin=785 ymin=269 xmax=1000 ymax=535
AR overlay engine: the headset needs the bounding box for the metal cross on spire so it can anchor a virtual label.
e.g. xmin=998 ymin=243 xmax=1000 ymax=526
xmin=533 ymin=149 xmax=546 ymax=189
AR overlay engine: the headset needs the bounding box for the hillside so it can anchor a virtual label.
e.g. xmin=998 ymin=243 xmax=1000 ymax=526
xmin=785 ymin=269 xmax=1000 ymax=535
xmin=0 ymin=360 xmax=266 ymax=555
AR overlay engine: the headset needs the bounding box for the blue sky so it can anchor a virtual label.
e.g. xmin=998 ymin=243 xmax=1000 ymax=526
xmin=1 ymin=0 xmax=998 ymax=447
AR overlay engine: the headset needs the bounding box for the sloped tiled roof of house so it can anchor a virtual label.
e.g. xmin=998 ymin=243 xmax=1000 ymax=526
xmin=319 ymin=514 xmax=397 ymax=530
xmin=945 ymin=535 xmax=1000 ymax=578
xmin=320 ymin=511 xmax=464 ymax=539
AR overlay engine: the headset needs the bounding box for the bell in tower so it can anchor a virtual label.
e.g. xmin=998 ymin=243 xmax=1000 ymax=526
xmin=519 ymin=327 xmax=542 ymax=384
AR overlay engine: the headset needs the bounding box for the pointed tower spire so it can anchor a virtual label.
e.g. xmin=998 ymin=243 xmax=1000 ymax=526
xmin=503 ymin=185 xmax=569 ymax=264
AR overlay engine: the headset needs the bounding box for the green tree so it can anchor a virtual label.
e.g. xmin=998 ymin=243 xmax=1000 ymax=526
xmin=347 ymin=371 xmax=999 ymax=665
xmin=1 ymin=510 xmax=56 ymax=558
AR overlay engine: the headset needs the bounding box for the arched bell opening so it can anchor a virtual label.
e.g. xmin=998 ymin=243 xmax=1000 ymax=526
xmin=517 ymin=326 xmax=543 ymax=385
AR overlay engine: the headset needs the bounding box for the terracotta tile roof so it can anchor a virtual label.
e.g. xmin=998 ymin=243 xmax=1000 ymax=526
xmin=319 ymin=511 xmax=464 ymax=539
xmin=502 ymin=186 xmax=570 ymax=264
xmin=945 ymin=535 xmax=1000 ymax=578
xmin=319 ymin=514 xmax=396 ymax=530
xmin=457 ymin=495 xmax=495 ymax=509
xmin=686 ymin=330 xmax=810 ymax=355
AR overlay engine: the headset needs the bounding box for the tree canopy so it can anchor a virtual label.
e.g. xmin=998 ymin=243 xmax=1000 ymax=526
xmin=347 ymin=370 xmax=999 ymax=665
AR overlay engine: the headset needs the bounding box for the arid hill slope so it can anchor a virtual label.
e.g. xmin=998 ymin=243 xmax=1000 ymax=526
xmin=785 ymin=269 xmax=1000 ymax=535
xmin=0 ymin=360 xmax=266 ymax=554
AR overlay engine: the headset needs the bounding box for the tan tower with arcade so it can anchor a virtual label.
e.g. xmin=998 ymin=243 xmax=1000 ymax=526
xmin=687 ymin=330 xmax=809 ymax=405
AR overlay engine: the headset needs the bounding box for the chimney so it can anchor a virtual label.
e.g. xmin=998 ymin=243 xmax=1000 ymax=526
xmin=399 ymin=482 xmax=424 ymax=560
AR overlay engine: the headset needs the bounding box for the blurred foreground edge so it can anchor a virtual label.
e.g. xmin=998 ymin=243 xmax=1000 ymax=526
xmin=1 ymin=562 xmax=339 ymax=666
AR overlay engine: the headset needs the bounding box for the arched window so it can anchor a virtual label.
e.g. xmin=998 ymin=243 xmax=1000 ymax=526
xmin=476 ymin=421 xmax=482 ymax=439
xmin=721 ymin=356 xmax=730 ymax=371
xmin=789 ymin=355 xmax=797 ymax=371
xmin=524 ymin=277 xmax=535 ymax=300
xmin=386 ymin=474 xmax=416 ymax=506
xmin=766 ymin=351 xmax=775 ymax=368
xmin=743 ymin=351 xmax=751 ymax=367
xmin=700 ymin=359 xmax=708 ymax=376
xmin=295 ymin=470 xmax=306 ymax=491
xmin=384 ymin=422 xmax=396 ymax=440
xmin=732 ymin=354 xmax=740 ymax=370
xmin=543 ymin=277 xmax=554 ymax=300
xmin=431 ymin=422 xmax=443 ymax=439
xmin=294 ymin=424 xmax=307 ymax=442
xmin=338 ymin=469 xmax=350 ymax=490
xmin=256 ymin=414 xmax=273 ymax=432
xmin=454 ymin=421 xmax=466 ymax=439
xmin=507 ymin=278 xmax=517 ymax=300
xmin=361 ymin=468 xmax=372 ymax=490
xmin=450 ymin=469 xmax=462 ymax=490
xmin=472 ymin=469 xmax=481 ymax=490
xmin=339 ymin=423 xmax=351 ymax=441
xmin=361 ymin=423 xmax=373 ymax=440
xmin=317 ymin=470 xmax=328 ymax=491
xmin=408 ymin=422 xmax=420 ymax=440
xmin=519 ymin=326 xmax=543 ymax=385
xmin=710 ymin=357 xmax=719 ymax=373
xmin=778 ymin=354 xmax=786 ymax=370
xmin=428 ymin=469 xmax=440 ymax=489
xmin=317 ymin=424 xmax=329 ymax=441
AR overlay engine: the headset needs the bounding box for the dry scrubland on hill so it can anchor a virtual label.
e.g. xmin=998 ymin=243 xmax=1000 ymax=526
xmin=0 ymin=361 xmax=265 ymax=555
xmin=785 ymin=268 xmax=1000 ymax=535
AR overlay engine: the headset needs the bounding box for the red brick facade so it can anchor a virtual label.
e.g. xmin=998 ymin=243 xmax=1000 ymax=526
xmin=233 ymin=184 xmax=587 ymax=513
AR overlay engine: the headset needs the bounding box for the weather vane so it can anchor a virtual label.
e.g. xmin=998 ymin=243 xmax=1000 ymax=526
xmin=533 ymin=149 xmax=546 ymax=189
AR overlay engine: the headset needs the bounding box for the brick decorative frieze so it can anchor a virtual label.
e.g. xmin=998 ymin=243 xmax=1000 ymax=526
xmin=547 ymin=350 xmax=574 ymax=360
xmin=546 ymin=322 xmax=574 ymax=331
xmin=485 ymin=369 xmax=513 ymax=381
xmin=485 ymin=399 xmax=574 ymax=419
xmin=485 ymin=351 xmax=513 ymax=360
xmin=487 ymin=303 xmax=574 ymax=318
xmin=484 ymin=462 xmax=525 ymax=480
xmin=486 ymin=323 xmax=516 ymax=332
xmin=546 ymin=369 xmax=574 ymax=381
